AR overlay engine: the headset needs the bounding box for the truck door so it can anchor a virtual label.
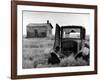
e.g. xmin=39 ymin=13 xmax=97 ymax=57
xmin=53 ymin=24 xmax=61 ymax=49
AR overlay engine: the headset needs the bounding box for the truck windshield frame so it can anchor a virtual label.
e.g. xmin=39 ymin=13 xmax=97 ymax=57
xmin=61 ymin=26 xmax=85 ymax=40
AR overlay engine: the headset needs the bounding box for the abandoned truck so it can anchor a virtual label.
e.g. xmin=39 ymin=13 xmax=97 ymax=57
xmin=54 ymin=24 xmax=86 ymax=57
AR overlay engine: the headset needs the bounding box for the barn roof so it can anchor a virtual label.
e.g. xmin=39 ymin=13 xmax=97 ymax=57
xmin=27 ymin=20 xmax=53 ymax=28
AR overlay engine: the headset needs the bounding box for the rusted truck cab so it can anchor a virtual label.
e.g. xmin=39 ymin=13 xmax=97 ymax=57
xmin=60 ymin=26 xmax=86 ymax=56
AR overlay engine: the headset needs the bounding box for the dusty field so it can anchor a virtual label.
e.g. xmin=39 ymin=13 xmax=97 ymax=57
xmin=22 ymin=38 xmax=54 ymax=68
xmin=22 ymin=37 xmax=89 ymax=69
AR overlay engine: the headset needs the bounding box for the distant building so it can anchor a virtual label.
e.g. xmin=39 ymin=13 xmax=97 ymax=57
xmin=26 ymin=20 xmax=53 ymax=38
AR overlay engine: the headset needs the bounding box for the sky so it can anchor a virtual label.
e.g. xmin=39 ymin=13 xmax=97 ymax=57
xmin=23 ymin=10 xmax=90 ymax=36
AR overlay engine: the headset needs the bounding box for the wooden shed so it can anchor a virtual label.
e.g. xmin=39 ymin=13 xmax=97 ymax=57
xmin=26 ymin=20 xmax=53 ymax=38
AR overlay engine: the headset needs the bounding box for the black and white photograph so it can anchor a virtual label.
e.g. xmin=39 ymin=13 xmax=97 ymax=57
xmin=22 ymin=11 xmax=90 ymax=69
xmin=11 ymin=1 xmax=97 ymax=79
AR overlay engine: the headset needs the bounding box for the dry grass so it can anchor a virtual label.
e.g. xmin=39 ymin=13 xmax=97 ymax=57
xmin=22 ymin=38 xmax=54 ymax=68
xmin=22 ymin=38 xmax=89 ymax=69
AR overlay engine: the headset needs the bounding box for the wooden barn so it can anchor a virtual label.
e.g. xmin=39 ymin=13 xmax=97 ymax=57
xmin=26 ymin=20 xmax=53 ymax=38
